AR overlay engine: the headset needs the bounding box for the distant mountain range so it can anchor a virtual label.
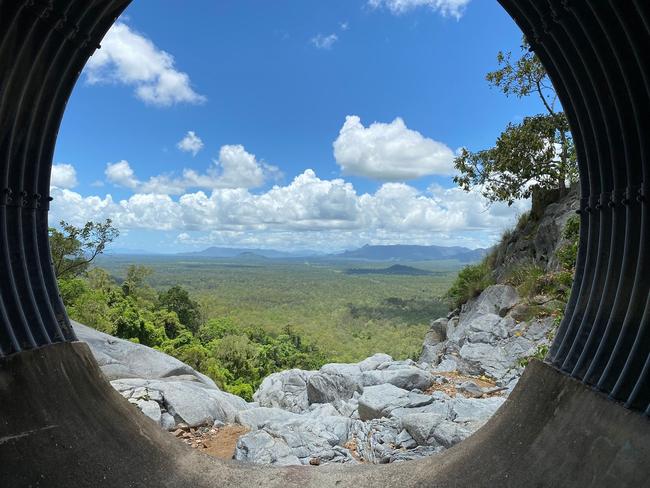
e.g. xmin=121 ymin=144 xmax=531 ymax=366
xmin=172 ymin=244 xmax=487 ymax=263
xmin=333 ymin=244 xmax=488 ymax=262
xmin=178 ymin=247 xmax=321 ymax=259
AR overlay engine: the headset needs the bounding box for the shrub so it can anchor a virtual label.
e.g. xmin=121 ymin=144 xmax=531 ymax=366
xmin=557 ymin=215 xmax=580 ymax=270
xmin=518 ymin=344 xmax=550 ymax=367
xmin=502 ymin=263 xmax=545 ymax=295
xmin=225 ymin=380 xmax=255 ymax=402
xmin=445 ymin=259 xmax=495 ymax=309
xmin=536 ymin=270 xmax=574 ymax=301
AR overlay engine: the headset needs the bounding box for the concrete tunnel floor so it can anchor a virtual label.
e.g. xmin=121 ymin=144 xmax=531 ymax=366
xmin=1 ymin=342 xmax=649 ymax=487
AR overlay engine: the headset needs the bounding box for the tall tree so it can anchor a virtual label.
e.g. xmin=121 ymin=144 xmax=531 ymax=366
xmin=453 ymin=38 xmax=577 ymax=206
xmin=121 ymin=265 xmax=155 ymax=302
xmin=49 ymin=220 xmax=119 ymax=279
xmin=158 ymin=285 xmax=202 ymax=333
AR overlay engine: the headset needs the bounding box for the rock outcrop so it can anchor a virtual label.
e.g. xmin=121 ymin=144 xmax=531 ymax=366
xmin=73 ymin=322 xmax=249 ymax=430
xmin=492 ymin=186 xmax=580 ymax=280
xmin=74 ymin=279 xmax=552 ymax=466
xmin=233 ymin=348 xmax=507 ymax=466
xmin=420 ymin=284 xmax=554 ymax=390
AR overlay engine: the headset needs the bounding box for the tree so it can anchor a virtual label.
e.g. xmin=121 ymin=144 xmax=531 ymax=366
xmin=49 ymin=220 xmax=119 ymax=278
xmin=158 ymin=285 xmax=202 ymax=333
xmin=86 ymin=267 xmax=115 ymax=292
xmin=121 ymin=265 xmax=155 ymax=301
xmin=453 ymin=38 xmax=577 ymax=206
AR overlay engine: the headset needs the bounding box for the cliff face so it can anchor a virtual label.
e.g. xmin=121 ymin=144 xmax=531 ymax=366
xmin=420 ymin=188 xmax=581 ymax=389
xmin=491 ymin=186 xmax=579 ymax=281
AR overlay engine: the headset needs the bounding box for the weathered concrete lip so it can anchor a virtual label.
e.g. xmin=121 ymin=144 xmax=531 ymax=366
xmin=1 ymin=342 xmax=648 ymax=487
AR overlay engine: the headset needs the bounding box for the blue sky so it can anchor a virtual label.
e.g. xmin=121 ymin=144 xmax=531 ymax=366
xmin=51 ymin=0 xmax=540 ymax=253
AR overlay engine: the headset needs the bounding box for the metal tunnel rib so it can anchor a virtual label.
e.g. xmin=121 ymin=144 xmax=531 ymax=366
xmin=499 ymin=0 xmax=650 ymax=411
xmin=0 ymin=0 xmax=648 ymax=416
xmin=0 ymin=0 xmax=132 ymax=354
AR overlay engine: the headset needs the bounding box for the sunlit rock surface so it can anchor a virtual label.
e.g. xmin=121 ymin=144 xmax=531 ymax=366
xmin=74 ymin=282 xmax=548 ymax=465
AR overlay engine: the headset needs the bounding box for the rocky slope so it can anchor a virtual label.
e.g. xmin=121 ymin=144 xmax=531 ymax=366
xmin=420 ymin=285 xmax=555 ymax=391
xmin=74 ymin=284 xmax=548 ymax=466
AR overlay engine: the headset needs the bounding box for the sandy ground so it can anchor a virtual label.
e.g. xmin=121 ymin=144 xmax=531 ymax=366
xmin=174 ymin=424 xmax=250 ymax=460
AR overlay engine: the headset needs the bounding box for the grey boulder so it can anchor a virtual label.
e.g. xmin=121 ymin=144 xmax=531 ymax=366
xmin=234 ymin=430 xmax=301 ymax=466
xmin=401 ymin=412 xmax=446 ymax=445
xmin=307 ymin=372 xmax=360 ymax=404
xmin=113 ymin=377 xmax=249 ymax=428
xmin=253 ymin=369 xmax=314 ymax=413
xmin=357 ymin=384 xmax=433 ymax=421
xmin=431 ymin=420 xmax=472 ymax=448
xmin=360 ymin=366 xmax=434 ymax=391
xmin=73 ymin=321 xmax=215 ymax=387
xmin=235 ymin=407 xmax=301 ymax=430
xmin=357 ymin=353 xmax=393 ymax=372
xmin=450 ymin=396 xmax=505 ymax=424
xmin=135 ymin=399 xmax=162 ymax=424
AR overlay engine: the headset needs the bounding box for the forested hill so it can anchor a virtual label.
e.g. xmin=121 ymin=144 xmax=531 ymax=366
xmin=345 ymin=265 xmax=433 ymax=276
xmin=334 ymin=244 xmax=487 ymax=262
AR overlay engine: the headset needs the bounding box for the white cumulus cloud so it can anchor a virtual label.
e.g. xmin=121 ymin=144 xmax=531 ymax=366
xmin=177 ymin=131 xmax=204 ymax=156
xmin=104 ymin=145 xmax=279 ymax=195
xmin=368 ymin=0 xmax=471 ymax=19
xmin=333 ymin=115 xmax=456 ymax=180
xmin=85 ymin=22 xmax=206 ymax=107
xmin=50 ymin=164 xmax=78 ymax=189
xmin=105 ymin=160 xmax=139 ymax=189
xmin=311 ymin=33 xmax=339 ymax=50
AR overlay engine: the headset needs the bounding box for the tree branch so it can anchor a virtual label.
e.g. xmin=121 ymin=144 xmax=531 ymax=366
xmin=536 ymin=78 xmax=555 ymax=115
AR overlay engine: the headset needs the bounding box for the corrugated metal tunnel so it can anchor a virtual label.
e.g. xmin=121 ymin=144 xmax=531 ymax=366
xmin=0 ymin=1 xmax=649 ymax=486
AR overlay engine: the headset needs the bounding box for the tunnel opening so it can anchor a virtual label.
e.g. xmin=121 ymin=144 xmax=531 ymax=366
xmin=1 ymin=1 xmax=649 ymax=486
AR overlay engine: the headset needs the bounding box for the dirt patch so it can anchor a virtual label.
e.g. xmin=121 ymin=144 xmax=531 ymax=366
xmin=425 ymin=371 xmax=503 ymax=398
xmin=202 ymin=425 xmax=250 ymax=459
xmin=343 ymin=438 xmax=364 ymax=463
xmin=173 ymin=424 xmax=250 ymax=460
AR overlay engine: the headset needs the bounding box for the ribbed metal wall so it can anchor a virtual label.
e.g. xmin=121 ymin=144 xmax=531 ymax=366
xmin=499 ymin=0 xmax=650 ymax=415
xmin=0 ymin=0 xmax=130 ymax=356
xmin=0 ymin=0 xmax=648 ymax=415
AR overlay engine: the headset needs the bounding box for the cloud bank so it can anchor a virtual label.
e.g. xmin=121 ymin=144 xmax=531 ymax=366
xmin=51 ymin=164 xmax=78 ymax=189
xmin=50 ymin=166 xmax=528 ymax=251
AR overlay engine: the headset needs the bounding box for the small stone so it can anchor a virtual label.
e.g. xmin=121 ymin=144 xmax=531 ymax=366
xmin=161 ymin=413 xmax=177 ymax=431
xmin=457 ymin=381 xmax=484 ymax=398
xmin=309 ymin=458 xmax=321 ymax=466
xmin=434 ymin=358 xmax=458 ymax=373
